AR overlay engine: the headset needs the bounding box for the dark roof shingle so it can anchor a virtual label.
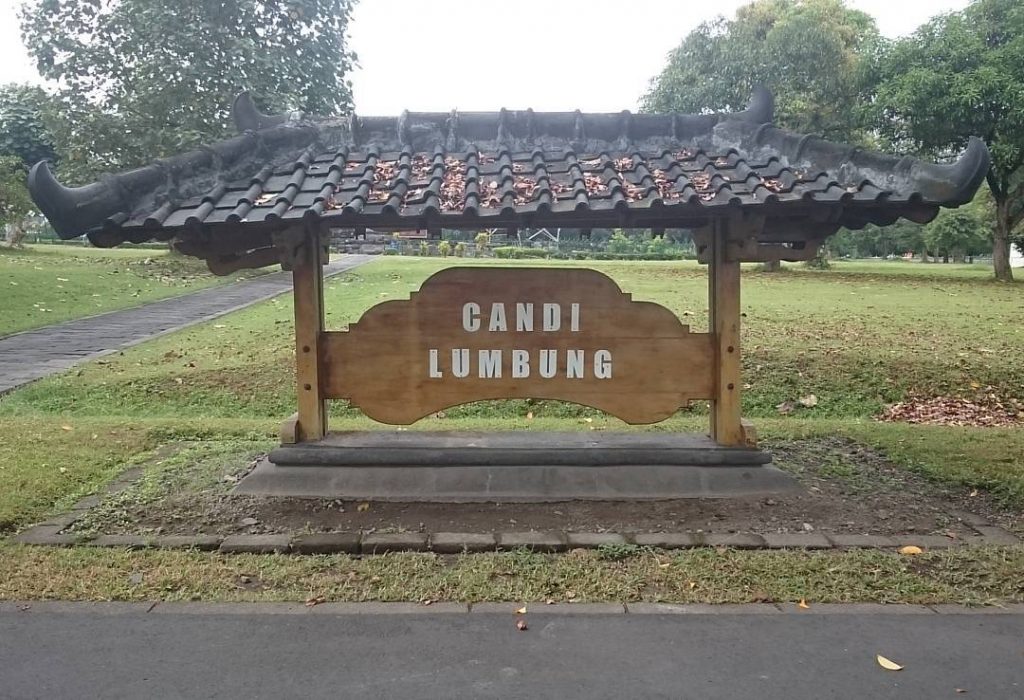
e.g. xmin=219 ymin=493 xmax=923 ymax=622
xmin=28 ymin=88 xmax=990 ymax=246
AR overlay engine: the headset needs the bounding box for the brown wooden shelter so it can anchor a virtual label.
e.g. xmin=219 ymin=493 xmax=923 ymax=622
xmin=29 ymin=88 xmax=990 ymax=453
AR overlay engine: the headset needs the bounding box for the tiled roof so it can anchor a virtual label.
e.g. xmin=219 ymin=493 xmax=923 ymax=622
xmin=28 ymin=88 xmax=990 ymax=246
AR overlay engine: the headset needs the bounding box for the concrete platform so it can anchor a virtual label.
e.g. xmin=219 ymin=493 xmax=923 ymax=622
xmin=234 ymin=431 xmax=797 ymax=501
xmin=268 ymin=431 xmax=773 ymax=467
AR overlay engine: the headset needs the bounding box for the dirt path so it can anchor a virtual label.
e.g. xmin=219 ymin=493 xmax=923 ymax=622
xmin=0 ymin=255 xmax=372 ymax=394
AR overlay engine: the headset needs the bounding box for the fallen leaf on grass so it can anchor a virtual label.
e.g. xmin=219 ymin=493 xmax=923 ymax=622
xmin=526 ymin=411 xmax=534 ymax=420
xmin=876 ymin=655 xmax=903 ymax=671
xmin=516 ymin=619 xmax=528 ymax=631
xmin=899 ymin=545 xmax=923 ymax=556
xmin=798 ymin=394 xmax=819 ymax=408
xmin=357 ymin=502 xmax=370 ymax=512
xmin=305 ymin=596 xmax=325 ymax=607
xmin=61 ymin=425 xmax=73 ymax=431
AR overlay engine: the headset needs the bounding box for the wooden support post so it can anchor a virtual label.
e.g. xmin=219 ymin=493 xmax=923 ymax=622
xmin=290 ymin=226 xmax=327 ymax=442
xmin=709 ymin=218 xmax=744 ymax=446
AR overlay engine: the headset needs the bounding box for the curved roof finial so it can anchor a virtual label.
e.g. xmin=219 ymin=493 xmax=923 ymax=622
xmin=736 ymin=85 xmax=774 ymax=124
xmin=232 ymin=91 xmax=291 ymax=132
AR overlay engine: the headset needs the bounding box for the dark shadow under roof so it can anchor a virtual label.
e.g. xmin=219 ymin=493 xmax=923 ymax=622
xmin=28 ymin=88 xmax=990 ymax=246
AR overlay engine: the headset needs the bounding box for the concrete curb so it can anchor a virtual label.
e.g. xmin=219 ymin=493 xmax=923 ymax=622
xmin=3 ymin=601 xmax=1023 ymax=616
xmin=13 ymin=524 xmax=1019 ymax=553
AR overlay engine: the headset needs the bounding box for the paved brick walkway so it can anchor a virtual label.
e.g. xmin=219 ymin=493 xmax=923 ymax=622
xmin=0 ymin=255 xmax=372 ymax=394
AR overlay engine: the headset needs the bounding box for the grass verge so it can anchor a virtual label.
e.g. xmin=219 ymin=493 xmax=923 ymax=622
xmin=0 ymin=545 xmax=1021 ymax=605
xmin=0 ymin=244 xmax=270 ymax=336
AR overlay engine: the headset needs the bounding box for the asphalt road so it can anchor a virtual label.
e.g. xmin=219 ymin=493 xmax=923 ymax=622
xmin=0 ymin=255 xmax=372 ymax=394
xmin=1 ymin=604 xmax=1021 ymax=699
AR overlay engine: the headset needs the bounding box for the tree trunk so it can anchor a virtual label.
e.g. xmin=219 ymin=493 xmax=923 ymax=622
xmin=952 ymin=249 xmax=966 ymax=264
xmin=918 ymin=248 xmax=929 ymax=263
xmin=993 ymin=196 xmax=1014 ymax=282
xmin=761 ymin=259 xmax=781 ymax=272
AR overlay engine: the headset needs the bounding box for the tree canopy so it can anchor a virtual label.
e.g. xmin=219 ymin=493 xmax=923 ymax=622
xmin=641 ymin=0 xmax=881 ymax=143
xmin=873 ymin=0 xmax=1024 ymax=280
xmin=20 ymin=0 xmax=358 ymax=183
xmin=0 ymin=83 xmax=57 ymax=167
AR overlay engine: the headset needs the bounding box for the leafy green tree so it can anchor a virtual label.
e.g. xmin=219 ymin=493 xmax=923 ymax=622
xmin=20 ymin=0 xmax=357 ymax=183
xmin=0 ymin=156 xmax=34 ymax=246
xmin=873 ymin=0 xmax=1024 ymax=280
xmin=0 ymin=84 xmax=57 ymax=167
xmin=642 ymin=0 xmax=881 ymax=143
xmin=924 ymin=208 xmax=989 ymax=263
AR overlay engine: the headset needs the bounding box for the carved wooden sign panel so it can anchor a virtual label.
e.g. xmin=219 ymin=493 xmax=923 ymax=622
xmin=321 ymin=267 xmax=713 ymax=424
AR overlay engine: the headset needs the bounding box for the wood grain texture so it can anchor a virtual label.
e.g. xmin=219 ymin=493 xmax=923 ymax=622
xmin=292 ymin=230 xmax=327 ymax=441
xmin=709 ymin=219 xmax=745 ymax=446
xmin=321 ymin=267 xmax=713 ymax=424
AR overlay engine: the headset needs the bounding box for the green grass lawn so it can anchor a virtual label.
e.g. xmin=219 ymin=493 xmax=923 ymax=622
xmin=0 ymin=255 xmax=1021 ymax=604
xmin=0 ymin=244 xmax=270 ymax=337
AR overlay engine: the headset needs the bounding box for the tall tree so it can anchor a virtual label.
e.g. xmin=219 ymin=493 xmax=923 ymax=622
xmin=0 ymin=83 xmax=58 ymax=167
xmin=873 ymin=0 xmax=1024 ymax=281
xmin=0 ymin=156 xmax=34 ymax=246
xmin=642 ymin=0 xmax=881 ymax=144
xmin=20 ymin=0 xmax=358 ymax=183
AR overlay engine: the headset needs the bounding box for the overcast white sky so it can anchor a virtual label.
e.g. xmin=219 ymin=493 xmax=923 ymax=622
xmin=0 ymin=0 xmax=971 ymax=113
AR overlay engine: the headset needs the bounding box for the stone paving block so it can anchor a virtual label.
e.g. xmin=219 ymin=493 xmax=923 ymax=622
xmin=970 ymin=526 xmax=1020 ymax=545
xmin=776 ymin=603 xmax=934 ymax=614
xmin=155 ymin=535 xmax=223 ymax=551
xmin=11 ymin=526 xmax=80 ymax=547
xmin=430 ymin=532 xmax=497 ymax=554
xmin=219 ymin=535 xmax=291 ymax=554
xmin=361 ymin=532 xmax=429 ymax=554
xmin=632 ymin=533 xmax=703 ymax=549
xmin=950 ymin=509 xmax=991 ymax=527
xmin=892 ymin=535 xmax=961 ymax=550
xmin=703 ymin=533 xmax=767 ymax=549
xmin=565 ymin=532 xmax=627 ymax=548
xmin=89 ymin=535 xmax=155 ymax=549
xmin=825 ymin=534 xmax=898 ymax=549
xmin=312 ymin=602 xmax=469 ymax=614
xmin=627 ymin=603 xmax=783 ymax=615
xmin=497 ymin=532 xmax=568 ymax=553
xmin=762 ymin=533 xmax=832 ymax=549
xmin=69 ymin=495 xmax=104 ymax=511
xmin=471 ymin=602 xmax=626 ymax=614
xmin=291 ymin=533 xmax=361 ymax=555
xmin=39 ymin=511 xmax=84 ymax=529
xmin=928 ymin=604 xmax=1024 ymax=615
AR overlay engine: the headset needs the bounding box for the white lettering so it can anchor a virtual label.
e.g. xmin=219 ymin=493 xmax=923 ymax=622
xmin=452 ymin=349 xmax=470 ymax=378
xmin=428 ymin=349 xmax=443 ymax=378
xmin=463 ymin=303 xmax=480 ymax=332
xmin=516 ymin=303 xmax=534 ymax=332
xmin=511 ymin=349 xmax=530 ymax=378
xmin=570 ymin=303 xmax=580 ymax=332
xmin=539 ymin=349 xmax=557 ymax=378
xmin=594 ymin=350 xmax=612 ymax=379
xmin=478 ymin=349 xmax=502 ymax=378
xmin=488 ymin=303 xmax=507 ymax=332
xmin=543 ymin=303 xmax=560 ymax=331
xmin=566 ymin=350 xmax=584 ymax=379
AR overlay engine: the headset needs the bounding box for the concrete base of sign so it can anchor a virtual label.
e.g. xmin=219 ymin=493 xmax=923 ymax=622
xmin=234 ymin=431 xmax=798 ymax=501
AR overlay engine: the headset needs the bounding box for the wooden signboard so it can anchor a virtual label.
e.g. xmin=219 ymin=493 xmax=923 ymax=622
xmin=321 ymin=267 xmax=713 ymax=424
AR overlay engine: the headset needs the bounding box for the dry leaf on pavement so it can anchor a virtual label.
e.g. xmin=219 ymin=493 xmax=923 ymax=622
xmin=876 ymin=655 xmax=903 ymax=671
